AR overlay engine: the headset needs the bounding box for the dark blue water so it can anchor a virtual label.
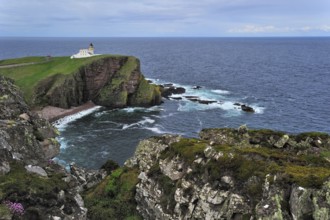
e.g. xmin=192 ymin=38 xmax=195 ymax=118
xmin=1 ymin=37 xmax=330 ymax=168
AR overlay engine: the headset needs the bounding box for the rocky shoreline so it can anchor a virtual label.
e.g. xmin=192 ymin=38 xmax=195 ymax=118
xmin=1 ymin=54 xmax=330 ymax=219
xmin=34 ymin=101 xmax=97 ymax=122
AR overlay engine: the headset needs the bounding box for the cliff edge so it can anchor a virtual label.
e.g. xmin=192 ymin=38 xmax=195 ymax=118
xmin=0 ymin=76 xmax=105 ymax=219
xmin=86 ymin=127 xmax=330 ymax=220
xmin=0 ymin=55 xmax=161 ymax=109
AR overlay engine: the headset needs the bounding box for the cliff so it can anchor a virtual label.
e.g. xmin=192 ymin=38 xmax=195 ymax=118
xmin=0 ymin=55 xmax=161 ymax=109
xmin=86 ymin=126 xmax=330 ymax=220
xmin=0 ymin=76 xmax=104 ymax=219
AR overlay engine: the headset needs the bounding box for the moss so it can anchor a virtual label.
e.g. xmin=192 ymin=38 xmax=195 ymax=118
xmin=161 ymin=138 xmax=207 ymax=163
xmin=248 ymin=129 xmax=286 ymax=137
xmin=129 ymin=77 xmax=160 ymax=106
xmin=0 ymin=204 xmax=11 ymax=218
xmin=101 ymin=160 xmax=120 ymax=173
xmin=284 ymin=165 xmax=330 ymax=188
xmin=84 ymin=167 xmax=142 ymax=220
xmin=296 ymin=132 xmax=329 ymax=141
xmin=97 ymin=77 xmax=128 ymax=107
xmin=0 ymin=161 xmax=68 ymax=205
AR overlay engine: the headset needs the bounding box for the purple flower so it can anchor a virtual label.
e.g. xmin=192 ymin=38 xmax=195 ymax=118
xmin=3 ymin=200 xmax=24 ymax=216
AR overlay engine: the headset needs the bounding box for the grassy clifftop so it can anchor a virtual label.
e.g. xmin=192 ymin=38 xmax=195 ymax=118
xmin=0 ymin=55 xmax=161 ymax=108
xmin=0 ymin=55 xmax=121 ymax=104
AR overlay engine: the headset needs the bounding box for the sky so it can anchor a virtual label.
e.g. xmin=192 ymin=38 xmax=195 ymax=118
xmin=0 ymin=0 xmax=329 ymax=37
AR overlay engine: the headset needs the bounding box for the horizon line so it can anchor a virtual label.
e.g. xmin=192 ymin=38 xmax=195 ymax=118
xmin=1 ymin=36 xmax=330 ymax=38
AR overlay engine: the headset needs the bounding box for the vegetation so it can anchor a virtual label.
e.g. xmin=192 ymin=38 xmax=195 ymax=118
xmin=0 ymin=161 xmax=68 ymax=209
xmin=0 ymin=55 xmax=121 ymax=104
xmin=159 ymin=129 xmax=330 ymax=206
xmin=129 ymin=76 xmax=161 ymax=106
xmin=84 ymin=167 xmax=142 ymax=220
xmin=160 ymin=138 xmax=208 ymax=163
xmin=0 ymin=56 xmax=48 ymax=66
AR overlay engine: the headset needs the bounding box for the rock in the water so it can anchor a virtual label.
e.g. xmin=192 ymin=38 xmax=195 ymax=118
xmin=161 ymin=86 xmax=186 ymax=98
xmin=197 ymin=99 xmax=217 ymax=105
xmin=241 ymin=104 xmax=255 ymax=113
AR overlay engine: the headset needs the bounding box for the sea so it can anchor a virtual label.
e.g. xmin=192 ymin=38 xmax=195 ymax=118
xmin=1 ymin=37 xmax=330 ymax=169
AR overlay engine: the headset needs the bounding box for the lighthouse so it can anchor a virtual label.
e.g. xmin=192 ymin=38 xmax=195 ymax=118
xmin=88 ymin=43 xmax=94 ymax=55
xmin=71 ymin=43 xmax=99 ymax=59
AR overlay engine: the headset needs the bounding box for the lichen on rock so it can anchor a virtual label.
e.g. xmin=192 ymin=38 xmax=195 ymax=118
xmin=91 ymin=126 xmax=330 ymax=220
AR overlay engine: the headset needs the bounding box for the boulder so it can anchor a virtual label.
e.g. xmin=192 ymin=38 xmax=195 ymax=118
xmin=161 ymin=86 xmax=186 ymax=98
xmin=241 ymin=104 xmax=255 ymax=113
xmin=25 ymin=165 xmax=48 ymax=177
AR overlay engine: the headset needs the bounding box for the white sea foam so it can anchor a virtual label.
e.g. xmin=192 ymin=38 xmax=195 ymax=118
xmin=144 ymin=127 xmax=165 ymax=134
xmin=53 ymin=106 xmax=102 ymax=131
xmin=252 ymin=105 xmax=265 ymax=114
xmin=57 ymin=138 xmax=68 ymax=149
xmin=212 ymin=89 xmax=231 ymax=95
xmin=120 ymin=106 xmax=163 ymax=113
xmin=122 ymin=117 xmax=156 ymax=130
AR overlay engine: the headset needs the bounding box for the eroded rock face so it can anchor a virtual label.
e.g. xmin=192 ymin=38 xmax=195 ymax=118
xmin=0 ymin=76 xmax=106 ymax=220
xmin=0 ymin=76 xmax=60 ymax=167
xmin=125 ymin=127 xmax=330 ymax=220
xmin=33 ymin=56 xmax=162 ymax=109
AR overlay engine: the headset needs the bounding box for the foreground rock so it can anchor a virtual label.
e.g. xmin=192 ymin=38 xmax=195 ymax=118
xmin=87 ymin=126 xmax=330 ymax=219
xmin=0 ymin=76 xmax=105 ymax=219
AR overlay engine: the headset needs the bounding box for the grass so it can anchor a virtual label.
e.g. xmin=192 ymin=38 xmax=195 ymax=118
xmin=0 ymin=56 xmax=48 ymax=66
xmin=0 ymin=161 xmax=68 ymax=207
xmin=0 ymin=55 xmax=122 ymax=104
xmin=84 ymin=167 xmax=142 ymax=220
xmin=160 ymin=138 xmax=208 ymax=163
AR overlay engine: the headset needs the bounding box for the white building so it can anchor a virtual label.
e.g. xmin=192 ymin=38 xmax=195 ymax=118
xmin=71 ymin=43 xmax=98 ymax=59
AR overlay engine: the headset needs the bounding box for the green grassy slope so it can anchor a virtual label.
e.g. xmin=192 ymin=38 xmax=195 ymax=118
xmin=0 ymin=55 xmax=121 ymax=103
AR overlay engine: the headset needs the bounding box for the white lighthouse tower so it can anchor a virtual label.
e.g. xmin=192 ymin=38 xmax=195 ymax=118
xmin=71 ymin=43 xmax=98 ymax=59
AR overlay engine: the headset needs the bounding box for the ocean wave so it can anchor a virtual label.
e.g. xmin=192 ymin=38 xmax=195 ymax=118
xmin=144 ymin=126 xmax=166 ymax=134
xmin=122 ymin=117 xmax=156 ymax=130
xmin=53 ymin=106 xmax=102 ymax=131
xmin=211 ymin=89 xmax=231 ymax=95
xmin=119 ymin=106 xmax=163 ymax=113
xmin=56 ymin=137 xmax=68 ymax=149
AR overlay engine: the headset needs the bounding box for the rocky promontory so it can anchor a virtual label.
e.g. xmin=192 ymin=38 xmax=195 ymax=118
xmin=33 ymin=56 xmax=161 ymax=109
xmin=0 ymin=55 xmax=161 ymax=110
xmin=86 ymin=126 xmax=330 ymax=220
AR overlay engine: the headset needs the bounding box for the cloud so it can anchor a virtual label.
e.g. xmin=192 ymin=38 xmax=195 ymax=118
xmin=228 ymin=25 xmax=330 ymax=34
xmin=0 ymin=0 xmax=330 ymax=36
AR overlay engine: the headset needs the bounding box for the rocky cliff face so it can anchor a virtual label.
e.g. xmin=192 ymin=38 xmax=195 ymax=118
xmin=33 ymin=56 xmax=161 ymax=109
xmin=0 ymin=76 xmax=59 ymax=169
xmin=117 ymin=127 xmax=330 ymax=220
xmin=0 ymin=76 xmax=105 ymax=220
